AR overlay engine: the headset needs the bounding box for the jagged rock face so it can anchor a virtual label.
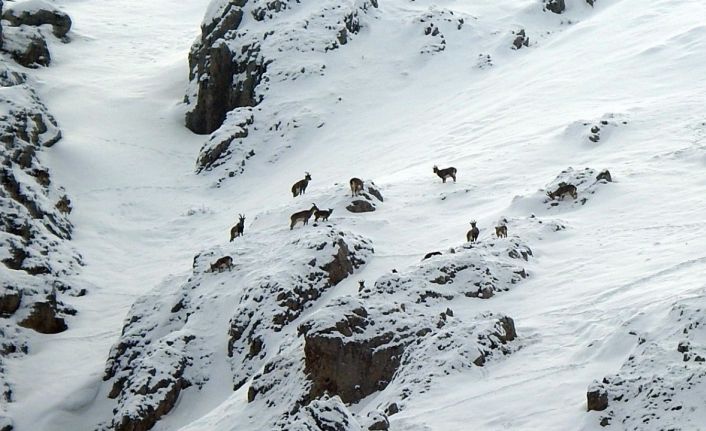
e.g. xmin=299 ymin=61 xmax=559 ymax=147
xmin=185 ymin=0 xmax=378 ymax=135
xmin=0 ymin=14 xmax=78 ymax=427
xmin=587 ymin=296 xmax=706 ymax=429
xmin=227 ymin=229 xmax=373 ymax=390
xmin=186 ymin=0 xmax=379 ymax=182
xmin=244 ymin=230 xmax=532 ymax=428
xmin=100 ymin=227 xmax=373 ymax=431
xmin=299 ymin=301 xmax=517 ymax=405
xmin=2 ymin=0 xmax=73 ymax=39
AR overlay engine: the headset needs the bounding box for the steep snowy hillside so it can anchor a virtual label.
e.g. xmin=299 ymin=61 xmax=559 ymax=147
xmin=0 ymin=1 xmax=83 ymax=429
xmin=2 ymin=0 xmax=706 ymax=430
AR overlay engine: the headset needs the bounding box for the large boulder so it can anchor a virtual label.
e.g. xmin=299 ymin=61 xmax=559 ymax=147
xmin=2 ymin=0 xmax=72 ymax=38
xmin=18 ymin=301 xmax=67 ymax=334
xmin=1 ymin=25 xmax=51 ymax=68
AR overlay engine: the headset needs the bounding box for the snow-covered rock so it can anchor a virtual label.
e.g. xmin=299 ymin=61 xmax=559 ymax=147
xmin=587 ymin=295 xmax=706 ymax=430
xmin=99 ymin=226 xmax=373 ymax=431
xmin=2 ymin=0 xmax=72 ymax=39
xmin=0 ymin=5 xmax=77 ymax=427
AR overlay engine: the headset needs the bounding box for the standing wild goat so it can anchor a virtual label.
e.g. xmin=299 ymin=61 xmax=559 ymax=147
xmin=290 ymin=204 xmax=319 ymax=230
xmin=547 ymin=183 xmax=578 ymax=200
xmin=210 ymin=256 xmax=233 ymax=272
xmin=495 ymin=225 xmax=508 ymax=238
xmin=350 ymin=177 xmax=364 ymax=197
xmin=314 ymin=208 xmax=334 ymax=222
xmin=230 ymin=214 xmax=246 ymax=241
xmin=291 ymin=172 xmax=312 ymax=197
xmin=433 ymin=165 xmax=457 ymax=183
xmin=466 ymin=220 xmax=480 ymax=242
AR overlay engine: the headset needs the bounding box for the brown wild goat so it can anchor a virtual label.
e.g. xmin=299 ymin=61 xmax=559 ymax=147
xmin=466 ymin=220 xmax=480 ymax=242
xmin=350 ymin=177 xmax=364 ymax=197
xmin=314 ymin=208 xmax=334 ymax=222
xmin=547 ymin=183 xmax=578 ymax=200
xmin=210 ymin=256 xmax=233 ymax=272
xmin=290 ymin=204 xmax=319 ymax=230
xmin=230 ymin=214 xmax=246 ymax=241
xmin=495 ymin=225 xmax=508 ymax=238
xmin=291 ymin=172 xmax=312 ymax=197
xmin=433 ymin=165 xmax=457 ymax=183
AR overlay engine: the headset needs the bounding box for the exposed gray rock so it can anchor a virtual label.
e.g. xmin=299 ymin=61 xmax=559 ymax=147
xmin=512 ymin=29 xmax=529 ymax=50
xmin=544 ymin=0 xmax=566 ymax=14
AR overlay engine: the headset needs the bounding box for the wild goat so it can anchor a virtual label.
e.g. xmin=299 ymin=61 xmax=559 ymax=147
xmin=547 ymin=183 xmax=578 ymax=200
xmin=290 ymin=204 xmax=319 ymax=230
xmin=433 ymin=165 xmax=457 ymax=183
xmin=466 ymin=220 xmax=480 ymax=242
xmin=495 ymin=225 xmax=508 ymax=238
xmin=210 ymin=256 xmax=233 ymax=272
xmin=350 ymin=177 xmax=364 ymax=197
xmin=230 ymin=214 xmax=246 ymax=241
xmin=314 ymin=208 xmax=333 ymax=222
xmin=291 ymin=172 xmax=312 ymax=197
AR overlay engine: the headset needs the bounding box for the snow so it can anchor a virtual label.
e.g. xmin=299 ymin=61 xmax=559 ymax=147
xmin=3 ymin=0 xmax=706 ymax=430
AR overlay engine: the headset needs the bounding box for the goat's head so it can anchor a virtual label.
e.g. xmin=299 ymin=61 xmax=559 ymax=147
xmin=305 ymin=172 xmax=311 ymax=180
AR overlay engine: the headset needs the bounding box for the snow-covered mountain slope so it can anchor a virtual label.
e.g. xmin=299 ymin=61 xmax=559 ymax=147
xmin=3 ymin=0 xmax=706 ymax=430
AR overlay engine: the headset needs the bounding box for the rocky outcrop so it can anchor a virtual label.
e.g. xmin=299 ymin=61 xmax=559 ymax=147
xmin=1 ymin=25 xmax=50 ymax=68
xmin=587 ymin=296 xmax=706 ymax=429
xmin=544 ymin=0 xmax=566 ymax=14
xmin=227 ymin=228 xmax=373 ymax=390
xmin=185 ymin=0 xmax=380 ymax=181
xmin=100 ymin=227 xmax=373 ymax=431
xmin=511 ymin=167 xmax=614 ymax=212
xmin=0 ymin=0 xmax=73 ymax=68
xmin=362 ymin=239 xmax=532 ymax=301
xmin=185 ymin=0 xmax=379 ymax=135
xmin=512 ymin=29 xmax=529 ymax=50
xmin=18 ymin=298 xmax=67 ymax=334
xmin=346 ymin=181 xmax=383 ymax=213
xmin=298 ymin=299 xmax=516 ymax=404
xmin=0 ymin=6 xmax=79 ymax=426
xmin=2 ymin=0 xmax=72 ymax=39
xmin=246 ymin=244 xmax=523 ymax=428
